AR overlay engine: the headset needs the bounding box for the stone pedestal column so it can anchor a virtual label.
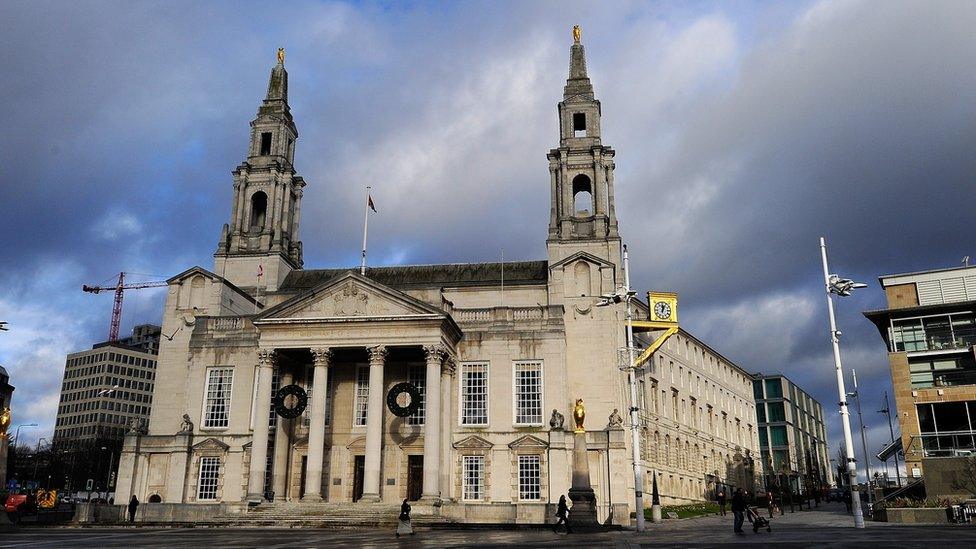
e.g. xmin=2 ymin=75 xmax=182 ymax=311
xmin=361 ymin=345 xmax=387 ymax=502
xmin=303 ymin=347 xmax=332 ymax=501
xmin=272 ymin=370 xmax=294 ymax=501
xmin=569 ymin=431 xmax=598 ymax=526
xmin=421 ymin=345 xmax=444 ymax=502
xmin=246 ymin=349 xmax=276 ymax=502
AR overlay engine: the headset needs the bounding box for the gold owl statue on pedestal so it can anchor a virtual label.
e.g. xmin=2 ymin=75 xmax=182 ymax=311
xmin=0 ymin=407 xmax=10 ymax=439
xmin=573 ymin=399 xmax=585 ymax=433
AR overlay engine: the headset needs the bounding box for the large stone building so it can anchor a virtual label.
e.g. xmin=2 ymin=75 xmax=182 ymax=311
xmin=1 ymin=365 xmax=14 ymax=485
xmin=864 ymin=264 xmax=976 ymax=483
xmin=752 ymin=373 xmax=832 ymax=495
xmin=116 ymin=35 xmax=760 ymax=523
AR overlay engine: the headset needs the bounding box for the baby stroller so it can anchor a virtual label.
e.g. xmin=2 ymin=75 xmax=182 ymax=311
xmin=747 ymin=506 xmax=771 ymax=533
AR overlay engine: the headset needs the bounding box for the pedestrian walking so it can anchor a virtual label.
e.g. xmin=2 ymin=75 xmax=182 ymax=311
xmin=843 ymin=490 xmax=852 ymax=514
xmin=127 ymin=495 xmax=139 ymax=523
xmin=717 ymin=490 xmax=727 ymax=516
xmin=731 ymin=488 xmax=746 ymax=534
xmin=396 ymin=499 xmax=414 ymax=537
xmin=553 ymin=495 xmax=572 ymax=534
xmin=766 ymin=491 xmax=775 ymax=519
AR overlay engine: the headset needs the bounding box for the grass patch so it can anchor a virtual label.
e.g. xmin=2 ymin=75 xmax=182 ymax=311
xmin=644 ymin=501 xmax=721 ymax=520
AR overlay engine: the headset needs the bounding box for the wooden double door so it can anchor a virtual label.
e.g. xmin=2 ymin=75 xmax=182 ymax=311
xmin=348 ymin=454 xmax=423 ymax=502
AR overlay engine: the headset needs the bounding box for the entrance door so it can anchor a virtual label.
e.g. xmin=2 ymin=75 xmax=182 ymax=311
xmin=407 ymin=455 xmax=424 ymax=501
xmin=353 ymin=455 xmax=365 ymax=502
xmin=299 ymin=456 xmax=307 ymax=500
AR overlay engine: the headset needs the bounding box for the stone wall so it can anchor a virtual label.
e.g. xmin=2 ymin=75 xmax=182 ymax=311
xmin=875 ymin=507 xmax=948 ymax=524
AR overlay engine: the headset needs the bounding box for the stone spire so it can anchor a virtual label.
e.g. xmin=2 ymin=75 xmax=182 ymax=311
xmin=262 ymin=49 xmax=291 ymax=118
xmin=564 ymin=30 xmax=594 ymax=101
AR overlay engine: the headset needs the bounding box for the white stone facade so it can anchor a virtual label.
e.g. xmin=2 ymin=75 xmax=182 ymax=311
xmin=115 ymin=38 xmax=761 ymax=523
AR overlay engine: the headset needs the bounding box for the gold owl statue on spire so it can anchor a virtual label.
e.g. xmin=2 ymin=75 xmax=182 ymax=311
xmin=277 ymin=47 xmax=285 ymax=65
xmin=573 ymin=399 xmax=585 ymax=433
xmin=573 ymin=25 xmax=581 ymax=44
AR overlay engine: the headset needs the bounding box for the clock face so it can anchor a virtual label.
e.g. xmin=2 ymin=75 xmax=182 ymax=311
xmin=654 ymin=301 xmax=672 ymax=320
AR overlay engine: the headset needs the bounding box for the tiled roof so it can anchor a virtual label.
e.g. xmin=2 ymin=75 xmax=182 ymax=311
xmin=280 ymin=261 xmax=548 ymax=291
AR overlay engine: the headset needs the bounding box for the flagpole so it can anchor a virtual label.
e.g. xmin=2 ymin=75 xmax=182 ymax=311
xmin=361 ymin=186 xmax=370 ymax=275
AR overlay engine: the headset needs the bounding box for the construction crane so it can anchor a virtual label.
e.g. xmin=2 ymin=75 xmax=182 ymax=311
xmin=82 ymin=272 xmax=168 ymax=341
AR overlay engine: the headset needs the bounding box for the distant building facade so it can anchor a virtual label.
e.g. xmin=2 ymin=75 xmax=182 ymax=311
xmin=864 ymin=265 xmax=976 ymax=479
xmin=53 ymin=324 xmax=160 ymax=444
xmin=753 ymin=373 xmax=832 ymax=493
xmin=1 ymin=364 xmax=14 ymax=485
xmin=636 ymin=329 xmax=763 ymax=504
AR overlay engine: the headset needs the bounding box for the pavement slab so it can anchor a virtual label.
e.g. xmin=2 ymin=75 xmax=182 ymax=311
xmin=3 ymin=503 xmax=976 ymax=548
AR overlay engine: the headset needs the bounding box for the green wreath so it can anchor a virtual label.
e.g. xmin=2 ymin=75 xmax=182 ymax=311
xmin=386 ymin=382 xmax=421 ymax=417
xmin=274 ymin=384 xmax=308 ymax=419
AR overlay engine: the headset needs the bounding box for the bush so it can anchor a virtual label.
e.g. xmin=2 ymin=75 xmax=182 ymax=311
xmin=644 ymin=501 xmax=721 ymax=520
xmin=874 ymin=496 xmax=967 ymax=510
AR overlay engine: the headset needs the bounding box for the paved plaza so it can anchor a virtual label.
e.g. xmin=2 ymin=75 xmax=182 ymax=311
xmin=4 ymin=503 xmax=976 ymax=548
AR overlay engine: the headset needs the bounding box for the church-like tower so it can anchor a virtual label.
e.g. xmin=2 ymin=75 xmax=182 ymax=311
xmin=546 ymin=30 xmax=622 ymax=284
xmin=214 ymin=49 xmax=306 ymax=292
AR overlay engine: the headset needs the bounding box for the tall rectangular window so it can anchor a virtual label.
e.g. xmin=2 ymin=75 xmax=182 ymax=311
xmin=518 ymin=455 xmax=542 ymax=501
xmin=203 ymin=367 xmax=234 ymax=428
xmin=460 ymin=363 xmax=489 ymax=425
xmin=197 ymin=456 xmax=220 ymax=501
xmin=354 ymin=366 xmax=369 ymax=427
xmin=259 ymin=132 xmax=272 ymax=155
xmin=514 ymin=361 xmax=543 ymax=425
xmin=407 ymin=364 xmax=426 ymax=426
xmin=462 ymin=455 xmax=485 ymax=501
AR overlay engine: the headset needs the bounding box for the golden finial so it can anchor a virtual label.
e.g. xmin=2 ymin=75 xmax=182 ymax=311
xmin=573 ymin=399 xmax=585 ymax=433
xmin=277 ymin=47 xmax=285 ymax=65
xmin=573 ymin=25 xmax=581 ymax=44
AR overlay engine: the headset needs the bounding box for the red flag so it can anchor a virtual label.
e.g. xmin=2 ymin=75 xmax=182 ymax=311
xmin=256 ymin=264 xmax=263 ymax=278
xmin=368 ymin=194 xmax=377 ymax=213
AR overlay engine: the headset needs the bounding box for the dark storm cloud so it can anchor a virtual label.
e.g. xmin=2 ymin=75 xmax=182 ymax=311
xmin=0 ymin=0 xmax=971 ymax=476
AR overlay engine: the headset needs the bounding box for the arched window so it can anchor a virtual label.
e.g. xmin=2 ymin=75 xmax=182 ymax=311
xmin=250 ymin=191 xmax=268 ymax=230
xmin=189 ymin=275 xmax=205 ymax=307
xmin=148 ymin=494 xmax=162 ymax=503
xmin=572 ymin=174 xmax=593 ymax=215
xmin=574 ymin=261 xmax=591 ymax=297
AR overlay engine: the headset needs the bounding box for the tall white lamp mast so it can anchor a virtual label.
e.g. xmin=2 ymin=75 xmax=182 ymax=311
xmin=623 ymin=244 xmax=645 ymax=532
xmin=819 ymin=236 xmax=865 ymax=528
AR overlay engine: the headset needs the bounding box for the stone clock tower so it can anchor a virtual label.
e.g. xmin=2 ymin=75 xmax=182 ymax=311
xmin=214 ymin=50 xmax=306 ymax=292
xmin=546 ymin=31 xmax=622 ymax=286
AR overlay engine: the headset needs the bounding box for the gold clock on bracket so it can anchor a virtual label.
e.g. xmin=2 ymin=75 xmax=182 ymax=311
xmin=648 ymin=291 xmax=678 ymax=323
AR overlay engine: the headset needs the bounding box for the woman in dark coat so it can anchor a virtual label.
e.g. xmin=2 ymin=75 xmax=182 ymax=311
xmin=553 ymin=495 xmax=572 ymax=533
xmin=127 ymin=495 xmax=139 ymax=523
xmin=396 ymin=498 xmax=414 ymax=537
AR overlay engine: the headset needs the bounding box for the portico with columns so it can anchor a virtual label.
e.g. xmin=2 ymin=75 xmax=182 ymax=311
xmin=241 ymin=272 xmax=461 ymax=504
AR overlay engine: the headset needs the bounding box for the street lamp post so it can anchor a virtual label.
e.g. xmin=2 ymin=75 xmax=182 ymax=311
xmin=12 ymin=423 xmax=38 ymax=448
xmin=849 ymin=369 xmax=873 ymax=513
xmin=878 ymin=391 xmax=902 ymax=487
xmin=819 ymin=236 xmax=866 ymax=528
xmin=32 ymin=437 xmax=48 ymax=482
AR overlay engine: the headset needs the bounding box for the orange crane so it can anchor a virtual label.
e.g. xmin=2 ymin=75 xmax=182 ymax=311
xmin=83 ymin=272 xmax=168 ymax=341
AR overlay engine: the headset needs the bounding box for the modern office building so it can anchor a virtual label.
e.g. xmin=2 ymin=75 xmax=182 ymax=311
xmin=53 ymin=324 xmax=161 ymax=443
xmin=1 ymin=364 xmax=14 ymax=485
xmin=864 ymin=264 xmax=976 ymax=481
xmin=752 ymin=373 xmax=833 ymax=493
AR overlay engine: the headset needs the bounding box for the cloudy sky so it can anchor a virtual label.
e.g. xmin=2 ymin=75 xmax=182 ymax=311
xmin=2 ymin=0 xmax=975 ymax=480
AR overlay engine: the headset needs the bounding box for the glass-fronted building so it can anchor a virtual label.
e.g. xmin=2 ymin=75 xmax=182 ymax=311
xmin=753 ymin=373 xmax=833 ymax=493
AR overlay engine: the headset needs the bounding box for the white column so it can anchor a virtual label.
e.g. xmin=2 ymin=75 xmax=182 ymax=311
xmin=439 ymin=358 xmax=455 ymax=499
xmin=303 ymin=347 xmax=331 ymax=501
xmin=246 ymin=349 xmax=276 ymax=502
xmin=361 ymin=345 xmax=387 ymax=502
xmin=421 ymin=345 xmax=444 ymax=501
xmin=272 ymin=370 xmax=293 ymax=501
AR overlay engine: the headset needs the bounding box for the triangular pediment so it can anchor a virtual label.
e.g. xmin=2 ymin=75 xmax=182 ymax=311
xmin=508 ymin=434 xmax=548 ymax=450
xmin=255 ymin=271 xmax=446 ymax=321
xmin=548 ymin=251 xmax=615 ymax=271
xmin=192 ymin=437 xmax=230 ymax=452
xmin=454 ymin=435 xmax=493 ymax=450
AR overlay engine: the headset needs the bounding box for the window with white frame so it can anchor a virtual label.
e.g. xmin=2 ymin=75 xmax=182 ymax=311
xmin=460 ymin=363 xmax=489 ymax=425
xmin=518 ymin=454 xmax=541 ymax=501
xmin=354 ymin=366 xmax=369 ymax=426
xmin=407 ymin=364 xmax=426 ymax=426
xmin=203 ymin=367 xmax=234 ymax=428
xmin=514 ymin=361 xmax=543 ymax=425
xmin=462 ymin=455 xmax=485 ymax=501
xmin=197 ymin=456 xmax=220 ymax=501
xmin=301 ymin=366 xmax=336 ymax=427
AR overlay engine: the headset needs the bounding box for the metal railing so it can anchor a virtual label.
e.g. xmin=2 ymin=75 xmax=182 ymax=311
xmin=909 ymin=431 xmax=976 ymax=458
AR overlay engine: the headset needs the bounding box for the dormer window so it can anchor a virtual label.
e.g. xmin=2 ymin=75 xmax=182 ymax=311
xmin=259 ymin=132 xmax=272 ymax=155
xmin=573 ymin=113 xmax=586 ymax=137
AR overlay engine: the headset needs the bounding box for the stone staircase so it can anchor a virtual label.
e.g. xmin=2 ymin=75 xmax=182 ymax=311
xmin=211 ymin=501 xmax=459 ymax=529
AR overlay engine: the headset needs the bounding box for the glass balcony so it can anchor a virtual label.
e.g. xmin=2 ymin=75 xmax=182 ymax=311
xmin=892 ymin=313 xmax=976 ymax=352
